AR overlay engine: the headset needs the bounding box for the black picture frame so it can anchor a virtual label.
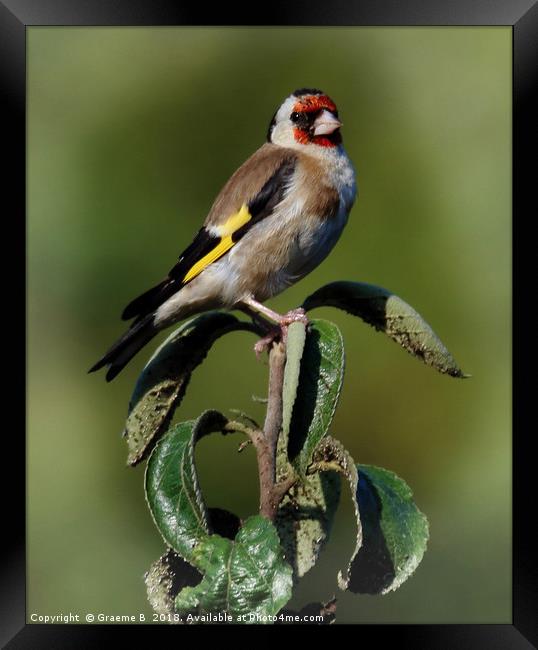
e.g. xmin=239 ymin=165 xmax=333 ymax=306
xmin=2 ymin=0 xmax=535 ymax=645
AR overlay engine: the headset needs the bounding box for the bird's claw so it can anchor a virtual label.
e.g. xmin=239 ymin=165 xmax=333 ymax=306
xmin=278 ymin=307 xmax=309 ymax=327
xmin=254 ymin=328 xmax=281 ymax=359
xmin=253 ymin=308 xmax=309 ymax=359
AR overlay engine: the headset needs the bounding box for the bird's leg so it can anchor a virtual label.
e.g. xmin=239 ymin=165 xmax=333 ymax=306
xmin=239 ymin=299 xmax=285 ymax=324
xmin=237 ymin=303 xmax=280 ymax=356
xmin=241 ymin=296 xmax=309 ymax=326
xmin=240 ymin=296 xmax=309 ymax=358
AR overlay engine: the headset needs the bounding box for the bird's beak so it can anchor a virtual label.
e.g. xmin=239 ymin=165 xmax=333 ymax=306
xmin=313 ymin=109 xmax=342 ymax=136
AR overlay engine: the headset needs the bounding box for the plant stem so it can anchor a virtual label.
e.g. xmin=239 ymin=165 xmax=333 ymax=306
xmin=263 ymin=341 xmax=286 ymax=456
xmin=228 ymin=337 xmax=295 ymax=520
xmin=258 ymin=340 xmax=292 ymax=520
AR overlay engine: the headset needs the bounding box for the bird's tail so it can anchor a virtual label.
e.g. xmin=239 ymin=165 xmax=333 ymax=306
xmin=88 ymin=314 xmax=158 ymax=382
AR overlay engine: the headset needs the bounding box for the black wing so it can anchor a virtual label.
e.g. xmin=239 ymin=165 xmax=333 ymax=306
xmin=121 ymin=227 xmax=219 ymax=320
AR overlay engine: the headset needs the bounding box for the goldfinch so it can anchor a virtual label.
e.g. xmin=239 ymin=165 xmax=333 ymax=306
xmin=90 ymin=88 xmax=357 ymax=380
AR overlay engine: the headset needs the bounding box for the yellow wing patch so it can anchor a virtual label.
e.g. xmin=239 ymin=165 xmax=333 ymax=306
xmin=215 ymin=203 xmax=251 ymax=237
xmin=182 ymin=204 xmax=252 ymax=284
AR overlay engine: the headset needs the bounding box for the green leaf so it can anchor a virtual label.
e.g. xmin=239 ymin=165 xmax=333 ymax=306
xmin=310 ymin=437 xmax=361 ymax=586
xmin=288 ymin=320 xmax=345 ymax=474
xmin=175 ymin=515 xmax=293 ymax=622
xmin=124 ymin=312 xmax=255 ymax=466
xmin=276 ymin=471 xmax=340 ymax=580
xmin=342 ymin=464 xmax=429 ymax=595
xmin=281 ymin=321 xmax=307 ymax=440
xmin=145 ymin=410 xmax=229 ymax=561
xmin=311 ymin=438 xmax=428 ymax=594
xmin=303 ymin=281 xmax=465 ymax=377
xmin=145 ymin=548 xmax=201 ymax=618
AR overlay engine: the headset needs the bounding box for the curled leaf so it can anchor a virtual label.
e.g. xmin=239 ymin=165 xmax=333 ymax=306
xmin=276 ymin=470 xmax=340 ymax=580
xmin=124 ymin=312 xmax=256 ymax=466
xmin=145 ymin=410 xmax=231 ymax=561
xmin=344 ymin=464 xmax=429 ymax=595
xmin=175 ymin=515 xmax=293 ymax=623
xmin=311 ymin=438 xmax=428 ymax=594
xmin=310 ymin=437 xmax=361 ymax=587
xmin=303 ymin=281 xmax=464 ymax=377
xmin=288 ymin=320 xmax=345 ymax=474
xmin=281 ymin=321 xmax=307 ymax=441
xmin=145 ymin=548 xmax=201 ymax=618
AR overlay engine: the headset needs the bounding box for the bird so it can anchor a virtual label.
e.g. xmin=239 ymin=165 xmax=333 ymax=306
xmin=89 ymin=88 xmax=357 ymax=381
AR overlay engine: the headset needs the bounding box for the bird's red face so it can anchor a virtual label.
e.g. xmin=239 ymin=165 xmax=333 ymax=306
xmin=267 ymin=89 xmax=343 ymax=149
xmin=290 ymin=94 xmax=342 ymax=148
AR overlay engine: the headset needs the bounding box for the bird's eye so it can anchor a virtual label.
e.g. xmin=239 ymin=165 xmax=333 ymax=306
xmin=290 ymin=112 xmax=301 ymax=123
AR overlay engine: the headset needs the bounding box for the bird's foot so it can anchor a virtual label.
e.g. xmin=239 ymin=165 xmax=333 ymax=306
xmin=254 ymin=327 xmax=281 ymax=359
xmin=253 ymin=308 xmax=309 ymax=359
xmin=278 ymin=307 xmax=309 ymax=328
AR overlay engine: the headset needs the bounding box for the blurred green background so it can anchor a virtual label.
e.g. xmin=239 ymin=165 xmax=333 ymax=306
xmin=27 ymin=27 xmax=511 ymax=624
